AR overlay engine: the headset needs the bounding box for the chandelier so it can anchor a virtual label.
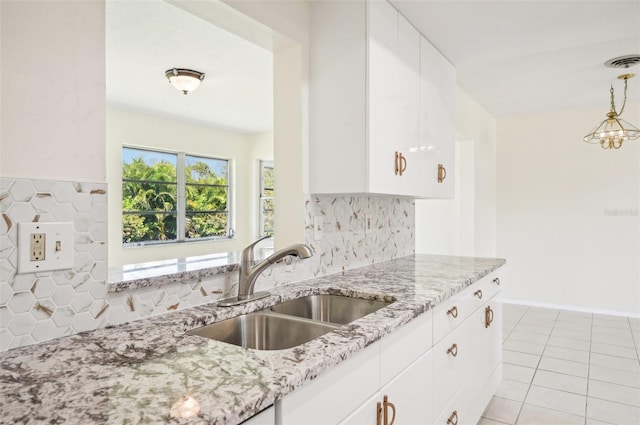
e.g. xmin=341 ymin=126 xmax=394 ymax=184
xmin=583 ymin=73 xmax=640 ymax=150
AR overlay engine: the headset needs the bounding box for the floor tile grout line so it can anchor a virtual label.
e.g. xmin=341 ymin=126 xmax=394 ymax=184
xmin=511 ymin=307 xmax=557 ymax=425
xmin=585 ymin=311 xmax=593 ymax=425
xmin=490 ymin=305 xmax=640 ymax=425
xmin=630 ymin=316 xmax=640 ymax=364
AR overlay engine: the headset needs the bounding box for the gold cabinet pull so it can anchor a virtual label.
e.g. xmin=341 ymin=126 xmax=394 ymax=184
xmin=493 ymin=277 xmax=501 ymax=286
xmin=382 ymin=395 xmax=396 ymax=425
xmin=447 ymin=410 xmax=458 ymax=425
xmin=485 ymin=305 xmax=494 ymax=328
xmin=394 ymin=151 xmax=399 ymax=175
xmin=394 ymin=152 xmax=407 ymax=176
xmin=398 ymin=153 xmax=407 ymax=176
xmin=446 ymin=305 xmax=458 ymax=318
xmin=447 ymin=343 xmax=458 ymax=357
xmin=437 ymin=164 xmax=447 ymax=183
xmin=376 ymin=401 xmax=383 ymax=425
xmin=474 ymin=289 xmax=483 ymax=299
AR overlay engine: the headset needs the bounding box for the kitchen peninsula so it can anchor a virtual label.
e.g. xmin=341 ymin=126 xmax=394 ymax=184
xmin=0 ymin=255 xmax=505 ymax=424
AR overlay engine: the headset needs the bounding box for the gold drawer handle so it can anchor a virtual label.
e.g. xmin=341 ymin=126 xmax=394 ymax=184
xmin=446 ymin=305 xmax=458 ymax=318
xmin=447 ymin=343 xmax=458 ymax=357
xmin=474 ymin=289 xmax=483 ymax=299
xmin=377 ymin=395 xmax=396 ymax=425
xmin=437 ymin=164 xmax=447 ymax=183
xmin=394 ymin=152 xmax=407 ymax=176
xmin=485 ymin=305 xmax=494 ymax=328
xmin=447 ymin=410 xmax=458 ymax=425
xmin=394 ymin=151 xmax=399 ymax=176
xmin=493 ymin=277 xmax=500 ymax=286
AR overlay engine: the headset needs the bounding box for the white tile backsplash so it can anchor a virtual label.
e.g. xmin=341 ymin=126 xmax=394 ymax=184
xmin=0 ymin=177 xmax=415 ymax=351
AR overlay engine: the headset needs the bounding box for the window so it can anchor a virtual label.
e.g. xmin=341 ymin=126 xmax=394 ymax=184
xmin=259 ymin=160 xmax=274 ymax=237
xmin=122 ymin=147 xmax=232 ymax=246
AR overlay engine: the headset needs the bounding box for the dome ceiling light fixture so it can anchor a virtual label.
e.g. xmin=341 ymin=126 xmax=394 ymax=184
xmin=165 ymin=68 xmax=205 ymax=95
xmin=583 ymin=72 xmax=640 ymax=150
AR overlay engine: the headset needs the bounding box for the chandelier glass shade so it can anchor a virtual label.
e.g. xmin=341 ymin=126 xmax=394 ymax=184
xmin=583 ymin=73 xmax=640 ymax=150
xmin=165 ymin=68 xmax=205 ymax=95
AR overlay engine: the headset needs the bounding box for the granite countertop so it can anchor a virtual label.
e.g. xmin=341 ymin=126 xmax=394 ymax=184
xmin=107 ymin=248 xmax=275 ymax=293
xmin=0 ymin=254 xmax=505 ymax=425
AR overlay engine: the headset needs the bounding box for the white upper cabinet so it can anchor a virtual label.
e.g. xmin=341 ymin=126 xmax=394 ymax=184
xmin=309 ymin=0 xmax=455 ymax=198
xmin=420 ymin=36 xmax=457 ymax=198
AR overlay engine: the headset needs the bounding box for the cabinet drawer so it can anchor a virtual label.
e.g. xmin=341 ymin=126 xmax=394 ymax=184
xmin=433 ymin=390 xmax=466 ymax=425
xmin=278 ymin=341 xmax=380 ymax=425
xmin=432 ymin=321 xmax=471 ymax=419
xmin=433 ymin=272 xmax=502 ymax=343
xmin=468 ymin=272 xmax=501 ymax=313
xmin=380 ymin=311 xmax=433 ymax=385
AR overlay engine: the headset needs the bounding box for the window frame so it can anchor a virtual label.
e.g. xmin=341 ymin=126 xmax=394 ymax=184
xmin=122 ymin=146 xmax=234 ymax=247
xmin=258 ymin=160 xmax=274 ymax=238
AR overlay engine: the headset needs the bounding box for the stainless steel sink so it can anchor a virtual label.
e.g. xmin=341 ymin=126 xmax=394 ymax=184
xmin=187 ymin=312 xmax=337 ymax=350
xmin=270 ymin=294 xmax=392 ymax=325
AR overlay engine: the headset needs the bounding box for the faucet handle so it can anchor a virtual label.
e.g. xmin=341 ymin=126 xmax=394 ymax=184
xmin=242 ymin=235 xmax=272 ymax=263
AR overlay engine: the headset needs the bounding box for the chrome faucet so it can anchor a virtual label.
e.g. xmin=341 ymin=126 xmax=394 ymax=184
xmin=217 ymin=236 xmax=313 ymax=307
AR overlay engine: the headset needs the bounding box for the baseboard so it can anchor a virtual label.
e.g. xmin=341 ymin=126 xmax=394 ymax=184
xmin=501 ymin=298 xmax=640 ymax=319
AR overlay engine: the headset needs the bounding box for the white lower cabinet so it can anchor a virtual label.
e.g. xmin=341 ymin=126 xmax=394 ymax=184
xmin=277 ymin=341 xmax=380 ymax=425
xmin=340 ymin=350 xmax=433 ymax=425
xmin=433 ymin=292 xmax=503 ymax=425
xmin=275 ymin=275 xmax=502 ymax=425
xmin=243 ymin=406 xmax=275 ymax=425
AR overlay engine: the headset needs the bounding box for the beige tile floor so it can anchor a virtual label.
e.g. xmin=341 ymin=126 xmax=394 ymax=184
xmin=478 ymin=303 xmax=640 ymax=425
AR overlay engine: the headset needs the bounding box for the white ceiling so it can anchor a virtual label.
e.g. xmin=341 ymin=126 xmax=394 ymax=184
xmin=106 ymin=1 xmax=273 ymax=134
xmin=391 ymin=0 xmax=640 ymax=117
xmin=107 ymin=1 xmax=640 ymax=132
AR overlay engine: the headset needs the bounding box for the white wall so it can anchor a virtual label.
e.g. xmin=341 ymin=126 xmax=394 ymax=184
xmin=190 ymin=0 xmax=310 ymax=249
xmin=106 ymin=107 xmax=273 ymax=266
xmin=496 ymin=103 xmax=640 ymax=315
xmin=1 ymin=0 xmax=308 ymax=267
xmin=416 ymin=87 xmax=497 ymax=257
xmin=0 ymin=0 xmax=105 ymax=182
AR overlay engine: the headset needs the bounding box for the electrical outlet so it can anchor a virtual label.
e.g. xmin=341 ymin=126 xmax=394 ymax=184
xmin=18 ymin=222 xmax=74 ymax=273
xmin=30 ymin=233 xmax=46 ymax=261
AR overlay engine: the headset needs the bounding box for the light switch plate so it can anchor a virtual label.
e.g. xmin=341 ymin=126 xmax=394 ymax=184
xmin=18 ymin=222 xmax=74 ymax=273
xmin=365 ymin=214 xmax=372 ymax=235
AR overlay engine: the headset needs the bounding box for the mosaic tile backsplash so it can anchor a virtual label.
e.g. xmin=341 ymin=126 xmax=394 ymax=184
xmin=0 ymin=177 xmax=415 ymax=351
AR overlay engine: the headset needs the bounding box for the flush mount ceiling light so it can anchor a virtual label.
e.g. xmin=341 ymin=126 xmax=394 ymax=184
xmin=165 ymin=68 xmax=205 ymax=95
xmin=583 ymin=73 xmax=640 ymax=150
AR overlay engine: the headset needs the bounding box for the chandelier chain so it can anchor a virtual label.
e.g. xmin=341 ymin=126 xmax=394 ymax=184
xmin=610 ymin=77 xmax=629 ymax=116
xmin=619 ymin=78 xmax=628 ymax=116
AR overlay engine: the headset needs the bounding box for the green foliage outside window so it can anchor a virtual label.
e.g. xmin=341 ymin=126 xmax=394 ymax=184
xmin=260 ymin=161 xmax=274 ymax=237
xmin=184 ymin=155 xmax=229 ymax=239
xmin=122 ymin=148 xmax=230 ymax=245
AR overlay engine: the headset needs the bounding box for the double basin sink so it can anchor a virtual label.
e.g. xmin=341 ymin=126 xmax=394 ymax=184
xmin=187 ymin=294 xmax=392 ymax=350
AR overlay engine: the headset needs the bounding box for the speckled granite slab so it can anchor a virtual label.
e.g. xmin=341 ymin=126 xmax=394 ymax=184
xmin=0 ymin=254 xmax=505 ymax=424
xmin=107 ymin=249 xmax=275 ymax=293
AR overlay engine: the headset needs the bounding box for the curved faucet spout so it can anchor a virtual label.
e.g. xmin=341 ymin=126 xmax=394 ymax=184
xmin=265 ymin=244 xmax=313 ymax=264
xmin=217 ymin=238 xmax=314 ymax=307
xmin=240 ymin=243 xmax=314 ymax=299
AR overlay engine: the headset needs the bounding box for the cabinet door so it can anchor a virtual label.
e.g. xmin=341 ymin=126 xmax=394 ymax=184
xmin=278 ymin=342 xmax=380 ymax=424
xmin=383 ymin=350 xmax=434 ymax=424
xmin=338 ymin=392 xmax=380 ymax=425
xmin=340 ymin=351 xmax=434 ymax=425
xmin=243 ymin=406 xmax=275 ymax=425
xmin=395 ymin=13 xmax=421 ymax=197
xmin=420 ymin=36 xmax=456 ymax=198
xmin=367 ymin=0 xmax=400 ymax=195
